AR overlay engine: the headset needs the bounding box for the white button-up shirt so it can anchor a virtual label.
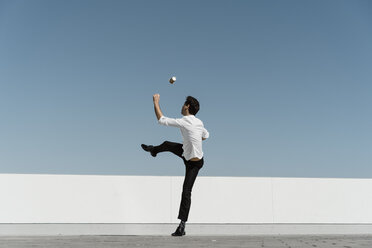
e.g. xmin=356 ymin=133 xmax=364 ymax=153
xmin=158 ymin=115 xmax=209 ymax=161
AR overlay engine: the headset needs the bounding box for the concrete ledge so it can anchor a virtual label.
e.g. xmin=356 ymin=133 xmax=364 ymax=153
xmin=1 ymin=224 xmax=372 ymax=236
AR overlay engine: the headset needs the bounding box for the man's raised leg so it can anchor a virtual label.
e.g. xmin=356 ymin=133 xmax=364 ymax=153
xmin=141 ymin=141 xmax=183 ymax=158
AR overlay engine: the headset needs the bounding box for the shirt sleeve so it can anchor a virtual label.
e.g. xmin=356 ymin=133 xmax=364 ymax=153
xmin=202 ymin=127 xmax=210 ymax=139
xmin=158 ymin=116 xmax=184 ymax=128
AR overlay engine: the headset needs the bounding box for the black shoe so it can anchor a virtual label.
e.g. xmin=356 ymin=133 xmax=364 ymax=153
xmin=141 ymin=144 xmax=157 ymax=157
xmin=171 ymin=225 xmax=185 ymax=236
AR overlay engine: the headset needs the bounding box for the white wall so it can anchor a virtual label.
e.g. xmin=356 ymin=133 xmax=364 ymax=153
xmin=1 ymin=174 xmax=371 ymax=224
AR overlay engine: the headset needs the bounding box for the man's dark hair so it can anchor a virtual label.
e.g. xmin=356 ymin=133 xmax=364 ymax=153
xmin=185 ymin=96 xmax=200 ymax=115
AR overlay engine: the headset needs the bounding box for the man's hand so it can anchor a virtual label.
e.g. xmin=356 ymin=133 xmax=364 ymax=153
xmin=153 ymin=94 xmax=160 ymax=103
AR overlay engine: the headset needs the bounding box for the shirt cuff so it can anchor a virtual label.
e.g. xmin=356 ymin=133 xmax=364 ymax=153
xmin=158 ymin=115 xmax=165 ymax=124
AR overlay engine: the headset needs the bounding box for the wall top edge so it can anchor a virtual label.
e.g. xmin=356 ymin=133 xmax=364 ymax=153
xmin=0 ymin=173 xmax=371 ymax=180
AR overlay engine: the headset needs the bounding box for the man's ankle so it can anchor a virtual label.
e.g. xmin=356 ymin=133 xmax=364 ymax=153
xmin=180 ymin=220 xmax=186 ymax=227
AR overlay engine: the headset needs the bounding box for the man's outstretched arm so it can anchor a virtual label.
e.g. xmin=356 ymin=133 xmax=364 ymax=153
xmin=153 ymin=94 xmax=163 ymax=120
xmin=153 ymin=94 xmax=184 ymax=127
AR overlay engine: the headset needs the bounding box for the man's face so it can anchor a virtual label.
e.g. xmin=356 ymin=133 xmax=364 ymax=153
xmin=181 ymin=103 xmax=189 ymax=115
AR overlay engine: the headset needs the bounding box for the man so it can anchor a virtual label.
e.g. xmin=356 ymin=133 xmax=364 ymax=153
xmin=141 ymin=94 xmax=209 ymax=236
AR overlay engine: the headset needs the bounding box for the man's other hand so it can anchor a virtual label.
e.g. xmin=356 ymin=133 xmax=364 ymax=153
xmin=153 ymin=94 xmax=160 ymax=103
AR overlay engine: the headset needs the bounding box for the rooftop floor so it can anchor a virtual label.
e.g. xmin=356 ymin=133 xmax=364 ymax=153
xmin=0 ymin=235 xmax=371 ymax=248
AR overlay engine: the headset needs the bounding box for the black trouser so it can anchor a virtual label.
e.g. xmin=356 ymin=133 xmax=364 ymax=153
xmin=153 ymin=141 xmax=204 ymax=222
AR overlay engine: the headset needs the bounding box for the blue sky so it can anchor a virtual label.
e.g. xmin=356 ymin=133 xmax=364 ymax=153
xmin=0 ymin=0 xmax=371 ymax=178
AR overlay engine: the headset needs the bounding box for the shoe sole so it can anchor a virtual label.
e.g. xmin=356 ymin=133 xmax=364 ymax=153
xmin=171 ymin=232 xmax=185 ymax=236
